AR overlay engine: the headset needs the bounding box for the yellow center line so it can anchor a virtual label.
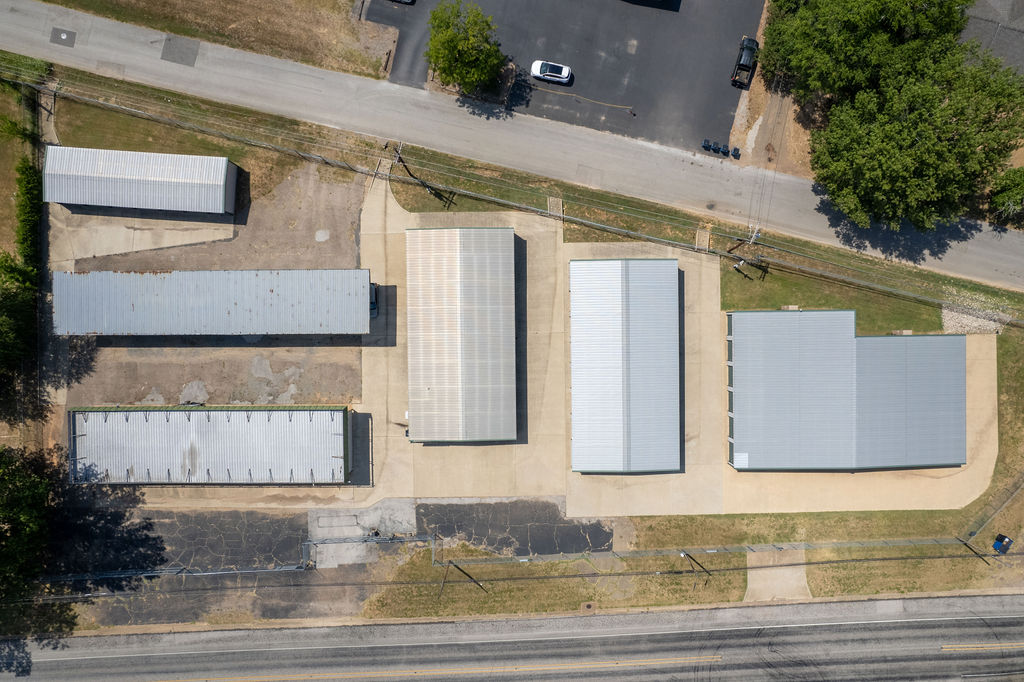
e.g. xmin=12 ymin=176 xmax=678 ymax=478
xmin=148 ymin=654 xmax=723 ymax=682
xmin=942 ymin=642 xmax=1024 ymax=651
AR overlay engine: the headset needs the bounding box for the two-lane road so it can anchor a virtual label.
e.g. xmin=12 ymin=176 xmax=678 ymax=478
xmin=1 ymin=0 xmax=1023 ymax=291
xmin=26 ymin=595 xmax=1024 ymax=680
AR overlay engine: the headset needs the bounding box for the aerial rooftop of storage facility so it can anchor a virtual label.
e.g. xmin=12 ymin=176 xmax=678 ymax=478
xmin=727 ymin=310 xmax=967 ymax=471
xmin=69 ymin=407 xmax=349 ymax=485
xmin=43 ymin=145 xmax=238 ymax=214
xmin=52 ymin=269 xmax=370 ymax=335
xmin=569 ymin=259 xmax=681 ymax=473
xmin=406 ymin=227 xmax=517 ymax=443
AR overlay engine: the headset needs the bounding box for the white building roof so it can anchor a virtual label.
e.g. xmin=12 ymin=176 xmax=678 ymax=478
xmin=69 ymin=408 xmax=349 ymax=484
xmin=43 ymin=145 xmax=237 ymax=213
xmin=570 ymin=259 xmax=681 ymax=473
xmin=53 ymin=270 xmax=370 ymax=335
xmin=406 ymin=227 xmax=517 ymax=442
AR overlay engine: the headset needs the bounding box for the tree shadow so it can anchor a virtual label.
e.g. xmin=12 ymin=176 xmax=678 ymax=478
xmin=0 ymin=446 xmax=166 ymax=675
xmin=813 ymin=184 xmax=987 ymax=263
xmin=454 ymin=61 xmax=517 ymax=120
xmin=505 ymin=70 xmax=534 ymax=112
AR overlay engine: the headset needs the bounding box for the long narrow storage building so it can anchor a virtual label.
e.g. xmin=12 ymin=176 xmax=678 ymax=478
xmin=43 ymin=145 xmax=238 ymax=214
xmin=53 ymin=270 xmax=370 ymax=335
xmin=69 ymin=407 xmax=350 ymax=484
xmin=406 ymin=227 xmax=516 ymax=442
xmin=569 ymin=259 xmax=681 ymax=473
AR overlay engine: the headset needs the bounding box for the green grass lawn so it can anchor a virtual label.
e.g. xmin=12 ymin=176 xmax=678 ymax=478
xmin=720 ymin=260 xmax=944 ymax=335
xmin=0 ymin=85 xmax=31 ymax=254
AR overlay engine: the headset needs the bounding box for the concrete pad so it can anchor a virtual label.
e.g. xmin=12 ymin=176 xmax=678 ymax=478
xmin=47 ymin=203 xmax=234 ymax=270
xmin=351 ymin=175 xmax=569 ymax=505
xmin=744 ymin=550 xmax=811 ymax=602
xmin=721 ymin=333 xmax=999 ymax=513
xmin=564 ymin=242 xmax=725 ymax=517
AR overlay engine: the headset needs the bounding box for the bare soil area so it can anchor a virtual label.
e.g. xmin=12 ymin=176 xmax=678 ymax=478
xmin=55 ymin=163 xmax=368 ymax=412
xmin=728 ymin=2 xmax=814 ymax=179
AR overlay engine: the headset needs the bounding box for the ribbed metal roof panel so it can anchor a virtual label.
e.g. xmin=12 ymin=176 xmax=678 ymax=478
xmin=729 ymin=310 xmax=857 ymax=470
xmin=729 ymin=311 xmax=967 ymax=471
xmin=52 ymin=270 xmax=370 ymax=335
xmin=43 ymin=146 xmax=235 ymax=213
xmin=570 ymin=259 xmax=680 ymax=472
xmin=69 ymin=408 xmax=347 ymax=484
xmin=406 ymin=228 xmax=516 ymax=442
xmin=856 ymin=335 xmax=966 ymax=468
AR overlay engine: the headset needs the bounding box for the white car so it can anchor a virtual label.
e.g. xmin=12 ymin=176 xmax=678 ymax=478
xmin=531 ymin=60 xmax=571 ymax=84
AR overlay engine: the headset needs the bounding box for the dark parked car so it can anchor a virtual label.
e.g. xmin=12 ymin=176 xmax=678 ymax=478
xmin=731 ymin=36 xmax=759 ymax=88
xmin=369 ymin=283 xmax=379 ymax=319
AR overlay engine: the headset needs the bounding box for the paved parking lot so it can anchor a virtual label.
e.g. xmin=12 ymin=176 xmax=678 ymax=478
xmin=367 ymin=0 xmax=763 ymax=148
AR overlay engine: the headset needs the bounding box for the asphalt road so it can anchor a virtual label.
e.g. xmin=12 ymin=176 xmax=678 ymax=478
xmin=24 ymin=595 xmax=1024 ymax=680
xmin=1 ymin=0 xmax=1023 ymax=292
xmin=367 ymin=0 xmax=762 ymax=148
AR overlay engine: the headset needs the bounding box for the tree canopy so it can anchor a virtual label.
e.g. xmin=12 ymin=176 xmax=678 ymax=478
xmin=991 ymin=167 xmax=1024 ymax=223
xmin=425 ymin=0 xmax=506 ymax=94
xmin=761 ymin=0 xmax=971 ymax=102
xmin=763 ymin=0 xmax=1024 ymax=230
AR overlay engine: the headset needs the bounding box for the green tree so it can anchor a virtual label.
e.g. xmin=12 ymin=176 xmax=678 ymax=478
xmin=761 ymin=0 xmax=970 ymax=102
xmin=425 ymin=0 xmax=506 ymax=93
xmin=811 ymin=42 xmax=1024 ymax=230
xmin=991 ymin=167 xmax=1024 ymax=222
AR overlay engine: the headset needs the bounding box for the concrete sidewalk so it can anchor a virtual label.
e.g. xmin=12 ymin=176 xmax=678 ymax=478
xmin=2 ymin=0 xmax=1023 ymax=291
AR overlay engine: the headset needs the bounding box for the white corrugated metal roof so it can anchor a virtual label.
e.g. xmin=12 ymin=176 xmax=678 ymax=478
xmin=70 ymin=408 xmax=348 ymax=484
xmin=53 ymin=270 xmax=370 ymax=335
xmin=406 ymin=227 xmax=517 ymax=442
xmin=728 ymin=310 xmax=966 ymax=470
xmin=43 ymin=145 xmax=236 ymax=213
xmin=570 ymin=259 xmax=680 ymax=473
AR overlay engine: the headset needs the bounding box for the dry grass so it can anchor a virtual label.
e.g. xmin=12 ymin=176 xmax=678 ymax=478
xmin=362 ymin=545 xmax=747 ymax=618
xmin=53 ymin=97 xmax=301 ymax=201
xmin=50 ymin=0 xmax=393 ymax=78
xmin=805 ymin=545 xmax=1014 ymax=597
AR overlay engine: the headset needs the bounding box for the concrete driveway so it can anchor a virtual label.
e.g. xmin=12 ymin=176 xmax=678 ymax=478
xmin=368 ymin=0 xmax=764 ymax=147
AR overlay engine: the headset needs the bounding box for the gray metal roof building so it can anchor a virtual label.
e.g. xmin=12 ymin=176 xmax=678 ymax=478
xmin=406 ymin=227 xmax=516 ymax=442
xmin=43 ymin=145 xmax=238 ymax=214
xmin=69 ymin=407 xmax=349 ymax=484
xmin=569 ymin=259 xmax=681 ymax=473
xmin=53 ymin=270 xmax=370 ymax=336
xmin=727 ymin=310 xmax=967 ymax=471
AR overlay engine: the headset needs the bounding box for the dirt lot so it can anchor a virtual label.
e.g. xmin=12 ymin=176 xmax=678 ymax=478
xmin=55 ymin=162 xmax=368 ymax=412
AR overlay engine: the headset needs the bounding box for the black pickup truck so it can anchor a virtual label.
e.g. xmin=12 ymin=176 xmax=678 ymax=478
xmin=731 ymin=36 xmax=759 ymax=88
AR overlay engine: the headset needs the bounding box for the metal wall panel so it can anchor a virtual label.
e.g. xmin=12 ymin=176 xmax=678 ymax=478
xmin=43 ymin=146 xmax=236 ymax=214
xmin=53 ymin=270 xmax=370 ymax=335
xmin=70 ymin=408 xmax=347 ymax=484
xmin=570 ymin=259 xmax=680 ymax=473
xmin=406 ymin=228 xmax=516 ymax=442
xmin=729 ymin=310 xmax=967 ymax=471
